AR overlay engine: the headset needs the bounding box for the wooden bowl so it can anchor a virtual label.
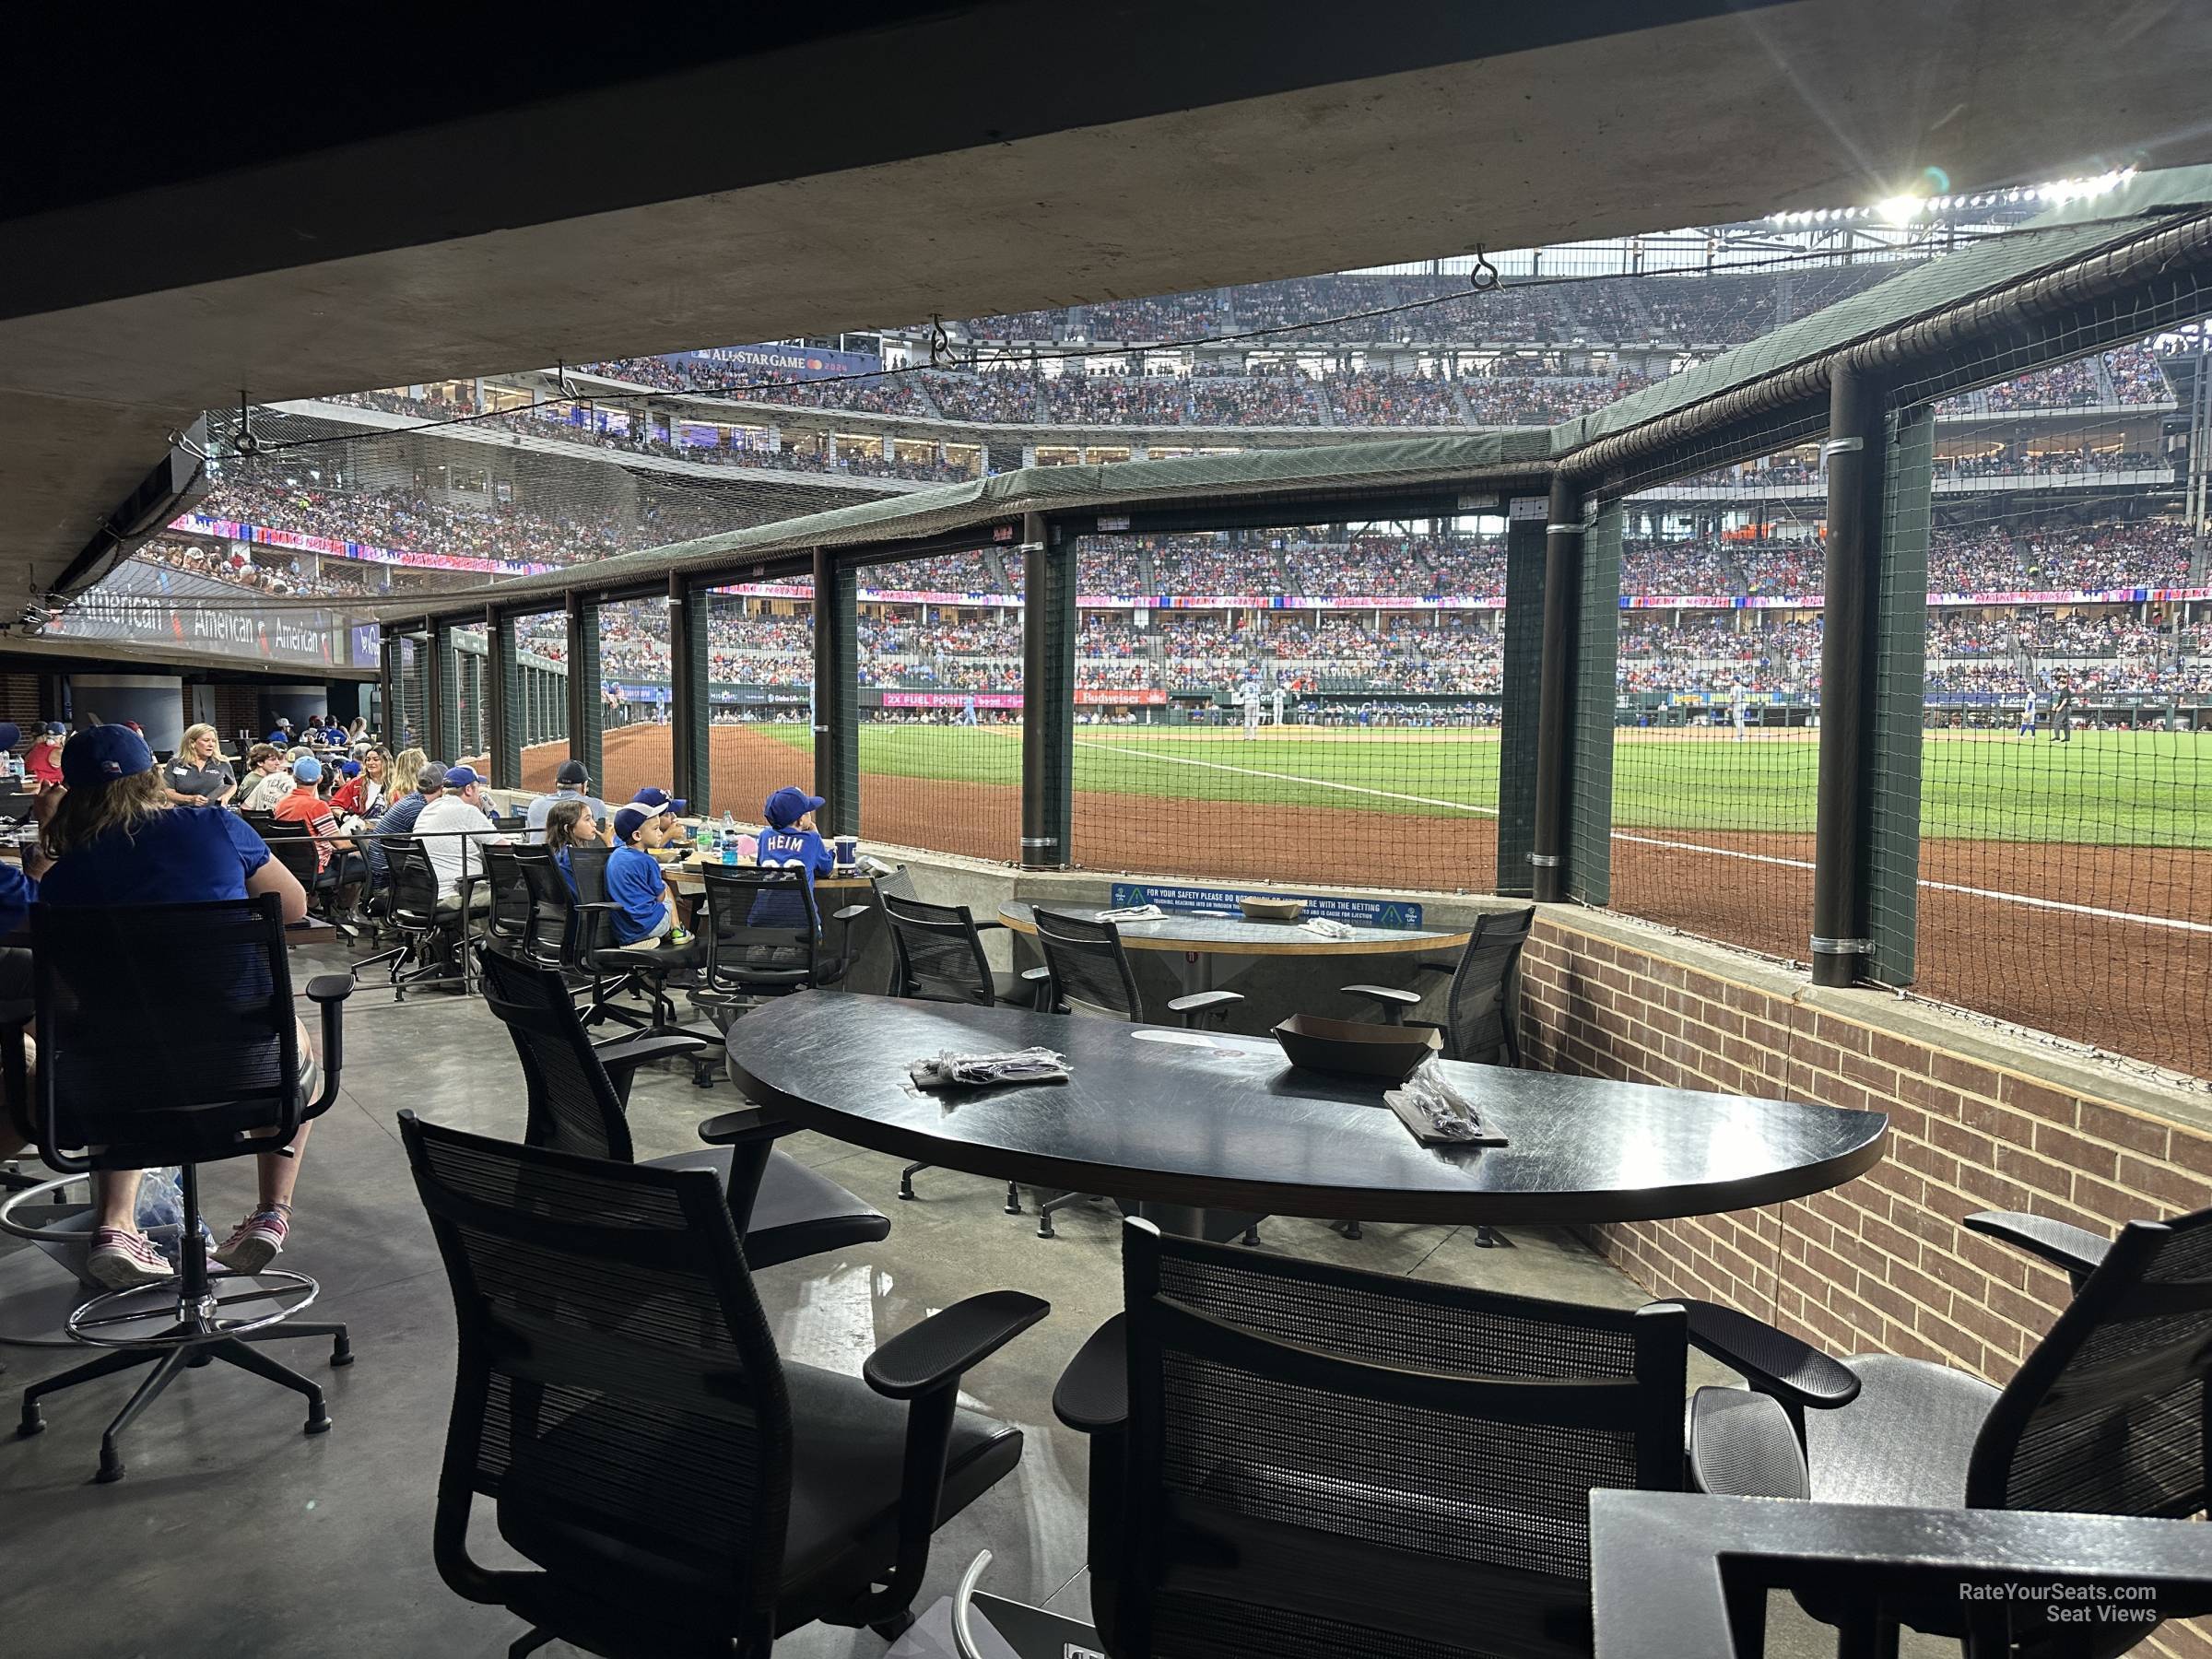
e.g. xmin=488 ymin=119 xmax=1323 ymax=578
xmin=1271 ymin=1014 xmax=1441 ymax=1081
xmin=1239 ymin=895 xmax=1306 ymax=923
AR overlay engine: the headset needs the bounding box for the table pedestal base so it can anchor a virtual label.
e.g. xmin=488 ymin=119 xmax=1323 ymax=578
xmin=1132 ymin=1200 xmax=1264 ymax=1246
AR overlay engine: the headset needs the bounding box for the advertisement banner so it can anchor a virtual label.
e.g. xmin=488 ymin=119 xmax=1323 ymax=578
xmin=1108 ymin=881 xmax=1426 ymax=930
xmin=171 ymin=513 xmax=548 ymax=576
xmin=879 ymin=690 xmax=1023 ymax=710
xmin=665 ymin=343 xmax=884 ymax=382
xmin=58 ymin=563 xmax=362 ymax=670
xmin=1077 ymin=688 xmax=1168 ymax=705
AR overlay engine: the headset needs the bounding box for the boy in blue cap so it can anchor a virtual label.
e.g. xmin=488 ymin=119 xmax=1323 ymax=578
xmin=751 ymin=785 xmax=833 ymax=927
xmin=606 ymin=805 xmax=691 ymax=947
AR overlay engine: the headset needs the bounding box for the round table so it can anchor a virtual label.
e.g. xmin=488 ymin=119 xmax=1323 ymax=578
xmin=721 ymin=993 xmax=1888 ymax=1228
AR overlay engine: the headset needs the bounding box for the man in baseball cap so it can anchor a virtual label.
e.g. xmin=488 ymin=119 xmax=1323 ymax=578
xmin=524 ymin=759 xmax=610 ymax=846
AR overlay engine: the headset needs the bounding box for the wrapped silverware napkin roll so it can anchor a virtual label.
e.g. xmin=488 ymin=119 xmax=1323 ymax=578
xmin=1384 ymin=1063 xmax=1508 ymax=1147
xmin=909 ymin=1047 xmax=1073 ymax=1090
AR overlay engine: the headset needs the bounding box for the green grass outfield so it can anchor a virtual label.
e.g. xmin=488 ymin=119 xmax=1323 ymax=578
xmin=750 ymin=724 xmax=2212 ymax=848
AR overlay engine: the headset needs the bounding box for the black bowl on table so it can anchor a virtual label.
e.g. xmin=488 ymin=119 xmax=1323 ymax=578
xmin=1271 ymin=1014 xmax=1441 ymax=1082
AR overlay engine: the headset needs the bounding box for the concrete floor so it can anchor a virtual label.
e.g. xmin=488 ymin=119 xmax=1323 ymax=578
xmin=0 ymin=944 xmax=1925 ymax=1658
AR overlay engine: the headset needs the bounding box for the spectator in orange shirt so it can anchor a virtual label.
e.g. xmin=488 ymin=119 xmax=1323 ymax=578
xmin=270 ymin=757 xmax=366 ymax=919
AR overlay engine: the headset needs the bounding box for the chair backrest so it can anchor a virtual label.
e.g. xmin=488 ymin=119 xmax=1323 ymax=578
xmin=264 ymin=833 xmax=322 ymax=889
xmin=1971 ymin=1207 xmax=2212 ymax=1521
xmin=399 ymin=1112 xmax=791 ymax=1655
xmin=481 ymin=844 xmax=533 ymax=942
xmin=700 ymin=866 xmax=821 ymax=995
xmin=476 ymin=947 xmax=631 ymax=1160
xmin=386 ymin=837 xmax=443 ymax=927
xmin=30 ymin=897 xmax=304 ymax=1171
xmin=566 ymin=843 xmax=620 ymax=968
xmin=1441 ymin=904 xmax=1535 ymax=1063
xmin=1111 ymin=1219 xmax=1686 ymax=1659
xmin=877 ymin=885 xmax=995 ymax=1006
xmin=513 ymin=847 xmax=576 ymax=969
xmin=1030 ymin=908 xmax=1140 ymax=1021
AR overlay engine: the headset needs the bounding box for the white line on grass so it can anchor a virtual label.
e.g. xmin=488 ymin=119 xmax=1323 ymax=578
xmin=1073 ymin=739 xmax=1500 ymax=817
xmin=1083 ymin=740 xmax=2209 ymax=935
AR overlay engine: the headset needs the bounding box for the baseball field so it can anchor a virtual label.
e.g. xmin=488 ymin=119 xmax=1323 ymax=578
xmin=542 ymin=720 xmax=2212 ymax=1077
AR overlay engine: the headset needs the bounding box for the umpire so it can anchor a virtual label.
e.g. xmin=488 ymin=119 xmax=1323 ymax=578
xmin=2051 ymin=680 xmax=2076 ymax=744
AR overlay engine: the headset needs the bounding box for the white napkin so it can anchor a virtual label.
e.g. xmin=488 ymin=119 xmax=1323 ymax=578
xmin=1095 ymin=904 xmax=1167 ymax=923
xmin=909 ymin=1046 xmax=1072 ymax=1089
xmin=1301 ymin=917 xmax=1356 ymax=940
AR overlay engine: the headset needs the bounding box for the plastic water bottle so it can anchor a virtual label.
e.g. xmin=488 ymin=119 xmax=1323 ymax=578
xmin=721 ymin=809 xmax=739 ymax=865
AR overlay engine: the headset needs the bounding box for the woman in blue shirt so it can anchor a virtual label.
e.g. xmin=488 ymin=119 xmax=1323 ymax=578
xmin=38 ymin=727 xmax=319 ymax=1291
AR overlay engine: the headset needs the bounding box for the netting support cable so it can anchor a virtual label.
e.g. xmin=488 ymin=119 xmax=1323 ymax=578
xmin=1530 ymin=477 xmax=1583 ymax=904
xmin=1811 ymin=361 xmax=1886 ymax=986
xmin=1021 ymin=512 xmax=1075 ymax=870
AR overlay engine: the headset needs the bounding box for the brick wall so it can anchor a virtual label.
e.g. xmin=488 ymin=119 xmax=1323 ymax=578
xmin=1519 ymin=907 xmax=2212 ymax=1657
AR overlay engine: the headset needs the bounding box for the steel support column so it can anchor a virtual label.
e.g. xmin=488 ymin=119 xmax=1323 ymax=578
xmin=484 ymin=607 xmax=515 ymax=789
xmin=565 ymin=592 xmax=601 ymax=785
xmin=811 ymin=548 xmax=859 ymax=838
xmin=1529 ymin=474 xmax=1582 ymax=904
xmin=1020 ymin=512 xmax=1074 ymax=868
xmin=666 ymin=574 xmax=698 ymax=811
xmin=422 ymin=616 xmax=448 ymax=763
xmin=1812 ymin=362 xmax=1886 ymax=986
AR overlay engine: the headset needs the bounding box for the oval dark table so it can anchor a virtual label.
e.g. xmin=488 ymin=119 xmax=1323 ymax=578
xmin=721 ymin=992 xmax=1888 ymax=1228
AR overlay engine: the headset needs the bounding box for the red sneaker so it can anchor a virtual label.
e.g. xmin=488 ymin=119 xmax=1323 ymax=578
xmin=213 ymin=1209 xmax=290 ymax=1275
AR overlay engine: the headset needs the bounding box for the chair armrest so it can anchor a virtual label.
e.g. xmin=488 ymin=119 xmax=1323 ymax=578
xmin=302 ymin=974 xmax=353 ymax=1107
xmin=303 ymin=974 xmax=355 ymax=1005
xmin=594 ymin=1033 xmax=712 ymax=1100
xmin=697 ymin=1106 xmax=801 ymax=1146
xmin=974 ymin=919 xmax=1008 ymax=932
xmin=1020 ymin=965 xmax=1053 ymax=982
xmin=1342 ymin=983 xmax=1421 ymax=1007
xmin=1166 ymin=990 xmax=1241 ymax=1017
xmin=1053 ymin=1313 xmax=1127 ymax=1434
xmin=1677 ymin=1300 xmax=1859 ymax=1412
xmin=1412 ymin=959 xmax=1453 ymax=976
xmin=865 ymin=1289 xmax=1051 ymax=1401
xmin=1965 ymin=1210 xmax=2112 ymax=1287
xmin=830 ymin=904 xmax=873 ymax=922
xmin=1688 ymin=1385 xmax=1809 ymax=1500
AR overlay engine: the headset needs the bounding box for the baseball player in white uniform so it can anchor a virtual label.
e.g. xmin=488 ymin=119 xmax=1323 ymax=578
xmin=1730 ymin=682 xmax=1748 ymax=743
xmin=1239 ymin=683 xmax=1262 ymax=739
xmin=2018 ymin=688 xmax=2038 ymax=738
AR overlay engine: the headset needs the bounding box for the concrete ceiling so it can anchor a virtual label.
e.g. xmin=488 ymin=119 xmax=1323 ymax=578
xmin=5 ymin=0 xmax=2209 ymax=609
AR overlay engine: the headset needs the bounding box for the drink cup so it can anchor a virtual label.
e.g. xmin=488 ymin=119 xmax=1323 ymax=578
xmin=835 ymin=834 xmax=858 ymax=868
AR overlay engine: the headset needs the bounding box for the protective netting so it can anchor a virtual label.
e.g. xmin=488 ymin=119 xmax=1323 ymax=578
xmin=702 ymin=584 xmax=814 ymax=835
xmin=596 ymin=601 xmax=675 ymax=804
xmin=853 ymin=547 xmax=1021 ymax=863
xmin=1059 ymin=524 xmax=1505 ymax=888
xmin=1890 ymin=319 xmax=2211 ymax=1077
xmin=1606 ymin=440 xmax=1830 ymax=960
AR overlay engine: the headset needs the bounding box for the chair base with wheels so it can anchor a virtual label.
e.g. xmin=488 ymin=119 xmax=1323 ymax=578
xmin=2 ymin=1163 xmax=351 ymax=1482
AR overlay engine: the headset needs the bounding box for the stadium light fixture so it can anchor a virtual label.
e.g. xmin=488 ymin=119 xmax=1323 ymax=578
xmin=1876 ymin=194 xmax=1925 ymax=226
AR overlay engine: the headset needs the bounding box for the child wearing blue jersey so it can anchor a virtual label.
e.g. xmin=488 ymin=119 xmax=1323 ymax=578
xmin=751 ymin=786 xmax=833 ymax=928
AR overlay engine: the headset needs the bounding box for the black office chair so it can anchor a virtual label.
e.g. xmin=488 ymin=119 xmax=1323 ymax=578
xmin=694 ymin=865 xmax=870 ymax=1015
xmin=1683 ymin=1205 xmax=2212 ymax=1655
xmin=1337 ymin=903 xmax=1534 ymax=1248
xmin=0 ymin=898 xmax=354 ymax=1482
xmin=1341 ymin=903 xmax=1535 ymax=1067
xmin=875 ymin=871 xmax=1047 ymax=1211
xmin=372 ymin=837 xmax=468 ymax=997
xmin=567 ymin=843 xmax=718 ymax=1069
xmin=1026 ymin=907 xmax=1245 ymax=1241
xmin=400 ymin=1111 xmax=1047 ymax=1659
xmin=479 ymin=843 xmax=533 ymax=954
xmin=477 ymin=945 xmax=889 ymax=1271
xmin=512 ymin=845 xmax=582 ymax=974
xmin=1005 ymin=1218 xmax=1688 ymax=1659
